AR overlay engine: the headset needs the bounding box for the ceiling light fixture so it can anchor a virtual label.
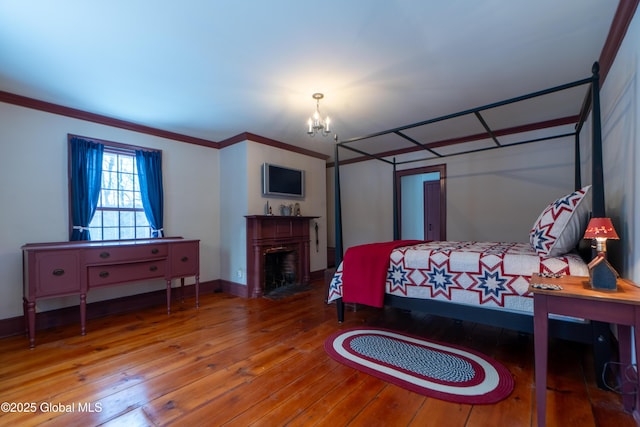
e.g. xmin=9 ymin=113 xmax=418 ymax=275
xmin=307 ymin=93 xmax=331 ymax=137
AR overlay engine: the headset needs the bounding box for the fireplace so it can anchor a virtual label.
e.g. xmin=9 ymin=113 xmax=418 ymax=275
xmin=246 ymin=215 xmax=317 ymax=298
xmin=264 ymin=247 xmax=298 ymax=294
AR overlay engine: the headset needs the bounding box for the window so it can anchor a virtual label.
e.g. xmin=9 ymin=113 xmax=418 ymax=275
xmin=69 ymin=135 xmax=163 ymax=241
xmin=88 ymin=148 xmax=151 ymax=240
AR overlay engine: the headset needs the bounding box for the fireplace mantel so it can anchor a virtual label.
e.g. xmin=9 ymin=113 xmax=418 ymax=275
xmin=246 ymin=215 xmax=318 ymax=298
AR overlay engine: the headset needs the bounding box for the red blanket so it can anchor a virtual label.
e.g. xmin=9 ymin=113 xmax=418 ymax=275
xmin=341 ymin=240 xmax=423 ymax=308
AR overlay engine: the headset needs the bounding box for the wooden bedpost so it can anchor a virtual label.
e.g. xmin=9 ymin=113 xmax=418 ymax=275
xmin=574 ymin=133 xmax=581 ymax=191
xmin=589 ymin=62 xmax=612 ymax=389
xmin=334 ymin=139 xmax=345 ymax=322
xmin=591 ymin=62 xmax=605 ymax=217
xmin=393 ymin=158 xmax=399 ymax=240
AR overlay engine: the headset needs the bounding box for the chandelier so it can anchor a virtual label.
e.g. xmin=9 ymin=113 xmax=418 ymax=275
xmin=306 ymin=93 xmax=331 ymax=136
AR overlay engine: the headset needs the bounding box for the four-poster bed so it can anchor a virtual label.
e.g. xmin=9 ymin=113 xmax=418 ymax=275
xmin=328 ymin=62 xmax=611 ymax=384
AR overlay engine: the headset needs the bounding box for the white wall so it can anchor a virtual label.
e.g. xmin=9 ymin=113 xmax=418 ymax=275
xmin=0 ymin=102 xmax=220 ymax=319
xmin=598 ymin=7 xmax=640 ymax=284
xmin=248 ymin=141 xmax=327 ymax=274
xmin=218 ymin=137 xmax=328 ymax=288
xmin=328 ymin=135 xmax=578 ymax=251
xmin=219 ymin=141 xmax=249 ymax=284
xmin=332 ymin=159 xmax=396 ymax=248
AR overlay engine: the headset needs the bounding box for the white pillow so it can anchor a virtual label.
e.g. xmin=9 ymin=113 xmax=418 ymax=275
xmin=529 ymin=185 xmax=591 ymax=257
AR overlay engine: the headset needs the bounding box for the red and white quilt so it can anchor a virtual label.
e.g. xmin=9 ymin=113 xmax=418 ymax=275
xmin=327 ymin=241 xmax=589 ymax=314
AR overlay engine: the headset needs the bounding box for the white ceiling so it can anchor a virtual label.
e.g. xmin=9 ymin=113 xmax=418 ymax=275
xmin=0 ymin=1 xmax=619 ymax=161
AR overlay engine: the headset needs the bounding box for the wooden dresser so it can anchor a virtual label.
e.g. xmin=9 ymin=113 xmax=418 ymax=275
xmin=22 ymin=237 xmax=199 ymax=348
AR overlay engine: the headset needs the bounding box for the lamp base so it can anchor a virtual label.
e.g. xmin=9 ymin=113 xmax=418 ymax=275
xmin=588 ymin=257 xmax=618 ymax=291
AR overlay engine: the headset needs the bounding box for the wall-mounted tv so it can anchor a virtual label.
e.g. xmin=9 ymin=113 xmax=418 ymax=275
xmin=262 ymin=163 xmax=305 ymax=199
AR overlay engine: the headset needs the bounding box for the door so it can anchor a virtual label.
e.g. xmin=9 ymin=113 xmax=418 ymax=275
xmin=423 ymin=181 xmax=441 ymax=241
xmin=398 ymin=165 xmax=446 ymax=241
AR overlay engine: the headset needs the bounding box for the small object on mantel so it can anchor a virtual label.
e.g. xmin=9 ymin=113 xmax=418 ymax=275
xmin=588 ymin=254 xmax=619 ymax=291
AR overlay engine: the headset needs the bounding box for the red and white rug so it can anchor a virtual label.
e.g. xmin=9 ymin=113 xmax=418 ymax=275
xmin=324 ymin=327 xmax=514 ymax=404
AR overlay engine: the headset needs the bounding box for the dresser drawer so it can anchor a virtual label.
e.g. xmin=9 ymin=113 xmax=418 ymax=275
xmin=83 ymin=243 xmax=168 ymax=265
xmin=170 ymin=241 xmax=199 ymax=278
xmin=88 ymin=260 xmax=166 ymax=288
xmin=32 ymin=251 xmax=81 ymax=298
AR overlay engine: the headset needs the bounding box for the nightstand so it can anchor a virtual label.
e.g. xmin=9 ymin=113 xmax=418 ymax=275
xmin=529 ymin=274 xmax=640 ymax=426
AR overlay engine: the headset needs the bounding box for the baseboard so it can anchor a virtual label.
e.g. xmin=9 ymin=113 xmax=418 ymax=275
xmin=219 ymin=280 xmax=249 ymax=298
xmin=0 ymin=280 xmax=221 ymax=339
xmin=310 ymin=269 xmax=325 ymax=283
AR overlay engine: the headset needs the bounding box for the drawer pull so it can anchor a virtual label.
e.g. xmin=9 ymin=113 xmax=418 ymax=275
xmin=149 ymin=265 xmax=158 ymax=272
xmin=151 ymin=248 xmax=159 ymax=254
xmin=52 ymin=268 xmax=65 ymax=276
xmin=99 ymin=252 xmax=111 ymax=259
xmin=181 ymin=256 xmax=189 ymax=262
xmin=99 ymin=271 xmax=110 ymax=278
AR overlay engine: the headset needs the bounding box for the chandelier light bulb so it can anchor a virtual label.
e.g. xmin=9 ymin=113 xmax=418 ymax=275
xmin=306 ymin=93 xmax=332 ymax=137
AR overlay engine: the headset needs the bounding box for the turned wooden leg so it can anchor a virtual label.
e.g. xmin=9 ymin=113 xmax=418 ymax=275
xmin=80 ymin=293 xmax=87 ymax=336
xmin=195 ymin=275 xmax=200 ymax=309
xmin=533 ymin=295 xmax=549 ymax=427
xmin=166 ymin=280 xmax=172 ymax=315
xmin=25 ymin=299 xmax=36 ymax=349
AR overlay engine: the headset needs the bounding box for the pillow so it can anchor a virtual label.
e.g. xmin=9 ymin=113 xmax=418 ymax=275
xmin=529 ymin=185 xmax=591 ymax=257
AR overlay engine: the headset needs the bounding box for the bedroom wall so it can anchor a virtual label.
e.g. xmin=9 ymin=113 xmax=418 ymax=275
xmin=0 ymin=102 xmax=220 ymax=320
xmin=328 ymin=159 xmax=396 ymax=248
xmin=219 ymin=141 xmax=249 ymax=285
xmin=247 ymin=141 xmax=327 ymax=275
xmin=327 ymin=135 xmax=578 ymax=251
xmin=597 ymin=6 xmax=640 ymax=284
xmin=218 ymin=137 xmax=328 ymax=290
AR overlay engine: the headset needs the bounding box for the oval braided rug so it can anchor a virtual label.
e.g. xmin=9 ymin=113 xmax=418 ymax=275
xmin=324 ymin=327 xmax=514 ymax=404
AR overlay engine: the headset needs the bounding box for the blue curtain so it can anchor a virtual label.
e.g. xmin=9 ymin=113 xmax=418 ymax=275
xmin=136 ymin=150 xmax=164 ymax=237
xmin=70 ymin=137 xmax=104 ymax=241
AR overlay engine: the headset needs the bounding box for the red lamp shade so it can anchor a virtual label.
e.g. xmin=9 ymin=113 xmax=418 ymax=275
xmin=583 ymin=217 xmax=619 ymax=240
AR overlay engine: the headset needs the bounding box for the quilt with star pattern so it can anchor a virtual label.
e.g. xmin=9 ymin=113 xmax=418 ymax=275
xmin=327 ymin=241 xmax=589 ymax=314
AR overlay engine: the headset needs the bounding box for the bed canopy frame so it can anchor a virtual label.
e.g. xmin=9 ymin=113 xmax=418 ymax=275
xmin=331 ymin=62 xmax=609 ymax=385
xmin=333 ymin=62 xmax=604 ymax=266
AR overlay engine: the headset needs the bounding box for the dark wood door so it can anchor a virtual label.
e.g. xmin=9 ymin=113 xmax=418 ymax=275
xmin=423 ymin=181 xmax=441 ymax=241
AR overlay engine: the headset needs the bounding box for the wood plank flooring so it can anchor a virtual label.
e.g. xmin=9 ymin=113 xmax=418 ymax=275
xmin=0 ymin=281 xmax=636 ymax=426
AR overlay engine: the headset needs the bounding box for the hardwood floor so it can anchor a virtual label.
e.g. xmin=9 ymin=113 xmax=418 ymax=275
xmin=0 ymin=281 xmax=636 ymax=427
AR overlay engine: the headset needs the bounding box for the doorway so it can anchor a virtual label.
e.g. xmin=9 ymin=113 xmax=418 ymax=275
xmin=423 ymin=180 xmax=441 ymax=241
xmin=396 ymin=165 xmax=446 ymax=241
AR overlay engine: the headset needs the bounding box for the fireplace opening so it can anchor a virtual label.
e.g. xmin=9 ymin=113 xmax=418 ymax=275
xmin=264 ymin=247 xmax=298 ymax=295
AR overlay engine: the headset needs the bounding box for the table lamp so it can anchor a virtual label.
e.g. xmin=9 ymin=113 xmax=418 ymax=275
xmin=583 ymin=217 xmax=619 ymax=290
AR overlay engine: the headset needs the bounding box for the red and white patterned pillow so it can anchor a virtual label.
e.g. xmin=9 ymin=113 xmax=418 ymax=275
xmin=529 ymin=185 xmax=591 ymax=257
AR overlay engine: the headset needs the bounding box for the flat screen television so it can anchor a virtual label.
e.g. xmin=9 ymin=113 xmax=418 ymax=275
xmin=262 ymin=163 xmax=305 ymax=199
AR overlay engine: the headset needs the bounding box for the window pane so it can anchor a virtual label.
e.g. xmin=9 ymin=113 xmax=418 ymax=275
xmin=103 ymin=153 xmax=117 ymax=171
xmin=89 ymin=212 xmax=102 ymax=227
xmin=120 ymin=171 xmax=134 ymax=192
xmin=136 ymin=227 xmax=151 ymax=239
xmin=101 ymin=171 xmax=116 ymax=191
xmin=103 ymin=227 xmax=118 ymax=240
xmin=120 ymin=211 xmax=134 ymax=227
xmin=136 ymin=211 xmax=148 ymax=225
xmin=103 ymin=210 xmax=118 ymax=227
xmin=119 ymin=156 xmax=134 ymax=174
xmin=120 ymin=190 xmax=134 ymax=208
xmin=101 ymin=189 xmax=117 ymax=208
xmin=120 ymin=227 xmax=135 ymax=240
xmin=88 ymin=227 xmax=102 ymax=240
xmin=134 ymin=193 xmax=144 ymax=209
